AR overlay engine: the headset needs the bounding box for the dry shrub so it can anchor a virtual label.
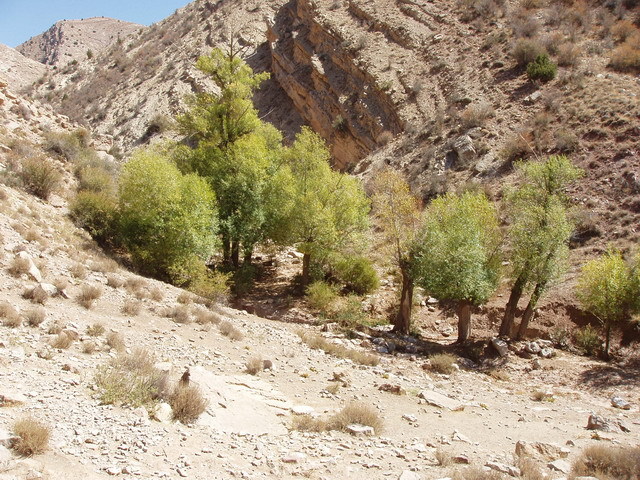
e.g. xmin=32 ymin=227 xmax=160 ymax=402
xmin=125 ymin=277 xmax=147 ymax=294
xmin=82 ymin=340 xmax=97 ymax=354
xmin=377 ymin=131 xmax=393 ymax=146
xmin=245 ymin=356 xmax=263 ymax=375
xmin=452 ymin=466 xmax=505 ymax=480
xmin=609 ymin=41 xmax=640 ymax=73
xmin=23 ymin=286 xmax=49 ymax=305
xmin=50 ymin=332 xmax=73 ymax=349
xmin=218 ymin=320 xmax=243 ymax=340
xmin=87 ymin=322 xmax=105 ymax=337
xmin=77 ymin=284 xmax=102 ymax=309
xmin=571 ymin=445 xmax=640 ymax=480
xmin=90 ymin=257 xmax=118 ymax=273
xmin=194 ymin=309 xmax=220 ymax=325
xmin=23 ymin=229 xmax=42 ymax=243
xmin=106 ymin=331 xmax=126 ymax=351
xmin=328 ymin=402 xmax=382 ymax=433
xmin=531 ymin=390 xmax=554 ymax=402
xmin=106 ymin=274 xmax=125 ymax=289
xmin=3 ymin=313 xmax=22 ymax=328
xmin=611 ymin=20 xmax=639 ymax=43
xmin=518 ymin=456 xmax=544 ymax=480
xmin=296 ymin=330 xmax=379 ymax=366
xmin=177 ymin=291 xmax=194 ymax=304
xmin=18 ymin=157 xmax=61 ymax=200
xmin=511 ymin=11 xmax=540 ymax=38
xmin=47 ymin=321 xmax=64 ymax=334
xmin=168 ymin=305 xmax=191 ymax=324
xmin=24 ymin=307 xmax=46 ymax=327
xmin=8 ymin=256 xmax=31 ymax=277
xmin=70 ymin=263 xmax=87 ymax=279
xmin=150 ymin=287 xmax=164 ymax=301
xmin=292 ymin=414 xmax=328 ymax=432
xmin=11 ymin=418 xmax=50 ymax=456
xmin=170 ymin=384 xmax=208 ymax=424
xmin=122 ymin=299 xmax=142 ymax=316
xmin=512 ymin=38 xmax=546 ymax=66
xmin=0 ymin=302 xmax=20 ymax=327
xmin=53 ymin=277 xmax=69 ymax=291
xmin=435 ymin=448 xmax=453 ymax=466
xmin=429 ymin=353 xmax=457 ymax=374
xmin=557 ymin=43 xmax=582 ymax=67
xmin=461 ymin=102 xmax=494 ymax=129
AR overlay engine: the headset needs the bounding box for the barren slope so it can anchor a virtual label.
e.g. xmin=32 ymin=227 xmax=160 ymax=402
xmin=0 ymin=45 xmax=47 ymax=92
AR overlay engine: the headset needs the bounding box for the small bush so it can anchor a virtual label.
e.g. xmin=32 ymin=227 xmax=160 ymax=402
xmin=297 ymin=330 xmax=379 ymax=366
xmin=150 ymin=287 xmax=164 ymax=301
xmin=168 ymin=305 xmax=191 ymax=324
xmin=245 ymin=356 xmax=263 ymax=375
xmin=609 ymin=41 xmax=640 ymax=73
xmin=43 ymin=129 xmax=90 ymax=163
xmin=219 ymin=320 xmax=243 ymax=341
xmin=194 ymin=309 xmax=220 ymax=325
xmin=90 ymin=257 xmax=118 ymax=274
xmin=3 ymin=313 xmax=22 ymax=328
xmin=8 ymin=256 xmax=31 ymax=277
xmin=291 ymin=414 xmax=328 ymax=432
xmin=106 ymin=331 xmax=126 ymax=351
xmin=531 ymin=390 xmax=554 ymax=402
xmin=11 ymin=418 xmax=50 ymax=456
xmin=331 ymin=295 xmax=370 ymax=330
xmin=170 ymin=384 xmax=208 ymax=424
xmin=122 ymin=299 xmax=142 ymax=316
xmin=77 ymin=165 xmax=115 ymax=194
xmin=24 ymin=307 xmax=46 ymax=327
xmin=69 ymin=191 xmax=118 ymax=246
xmin=70 ymin=263 xmax=87 ymax=279
xmin=452 ymin=466 xmax=504 ymax=480
xmin=306 ymin=281 xmax=339 ymax=312
xmin=77 ymin=284 xmax=102 ymax=309
xmin=611 ymin=20 xmax=639 ymax=43
xmin=571 ymin=445 xmax=640 ymax=479
xmin=328 ymin=402 xmax=382 ymax=433
xmin=527 ymin=54 xmax=557 ymax=82
xmin=334 ymin=256 xmax=379 ymax=295
xmin=23 ymin=286 xmax=49 ymax=305
xmin=106 ymin=274 xmax=125 ymax=288
xmin=429 ymin=353 xmax=457 ymax=374
xmin=460 ymin=102 xmax=495 ymax=130
xmin=177 ymin=291 xmax=194 ymax=304
xmin=50 ymin=332 xmax=73 ymax=349
xmin=125 ymin=277 xmax=147 ymax=294
xmin=512 ymin=38 xmax=545 ymax=66
xmin=557 ymin=43 xmax=582 ymax=67
xmin=555 ymin=129 xmax=579 ymax=153
xmin=574 ymin=324 xmax=601 ymax=355
xmin=82 ymin=341 xmax=97 ymax=354
xmin=87 ymin=322 xmax=105 ymax=337
xmin=517 ymin=456 xmax=544 ymax=480
xmin=435 ymin=448 xmax=453 ymax=466
xmin=18 ymin=157 xmax=61 ymax=200
xmin=47 ymin=322 xmax=64 ymax=334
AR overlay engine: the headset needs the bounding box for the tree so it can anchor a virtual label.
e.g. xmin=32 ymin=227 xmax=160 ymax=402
xmin=577 ymin=249 xmax=638 ymax=358
xmin=413 ymin=191 xmax=501 ymax=342
xmin=118 ymin=149 xmax=218 ymax=284
xmin=284 ymin=127 xmax=370 ymax=288
xmin=371 ymin=170 xmax=422 ymax=334
xmin=499 ymin=155 xmax=582 ymax=338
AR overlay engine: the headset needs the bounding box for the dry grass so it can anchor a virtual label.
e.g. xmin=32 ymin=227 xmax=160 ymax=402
xmin=219 ymin=320 xmax=244 ymax=341
xmin=22 ymin=286 xmax=49 ymax=305
xmin=428 ymin=353 xmax=457 ymax=374
xmin=435 ymin=448 xmax=453 ymax=467
xmin=70 ymin=263 xmax=87 ymax=279
xmin=82 ymin=340 xmax=97 ymax=354
xmin=122 ymin=298 xmax=142 ymax=316
xmin=53 ymin=277 xmax=69 ymax=291
xmin=194 ymin=309 xmax=220 ymax=325
xmin=150 ymin=287 xmax=164 ymax=301
xmin=167 ymin=305 xmax=191 ymax=324
xmin=177 ymin=291 xmax=194 ymax=304
xmin=328 ymin=402 xmax=382 ymax=433
xmin=106 ymin=274 xmax=125 ymax=289
xmin=518 ymin=456 xmax=544 ymax=480
xmin=125 ymin=277 xmax=147 ymax=294
xmin=24 ymin=307 xmax=46 ymax=327
xmin=245 ymin=356 xmax=263 ymax=375
xmin=77 ymin=284 xmax=102 ymax=309
xmin=2 ymin=313 xmax=22 ymax=328
xmin=47 ymin=321 xmax=64 ymax=335
xmin=170 ymin=384 xmax=208 ymax=424
xmin=461 ymin=102 xmax=494 ymax=129
xmin=296 ymin=330 xmax=379 ymax=366
xmin=291 ymin=414 xmax=328 ymax=432
xmin=50 ymin=332 xmax=73 ymax=349
xmin=531 ymin=390 xmax=554 ymax=402
xmin=452 ymin=467 xmax=505 ymax=480
xmin=106 ymin=331 xmax=126 ymax=351
xmin=90 ymin=257 xmax=118 ymax=274
xmin=11 ymin=418 xmax=50 ymax=456
xmin=8 ymin=257 xmax=31 ymax=277
xmin=571 ymin=445 xmax=640 ymax=479
xmin=87 ymin=322 xmax=105 ymax=337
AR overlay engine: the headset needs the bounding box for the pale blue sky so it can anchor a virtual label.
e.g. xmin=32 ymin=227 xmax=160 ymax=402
xmin=0 ymin=0 xmax=190 ymax=48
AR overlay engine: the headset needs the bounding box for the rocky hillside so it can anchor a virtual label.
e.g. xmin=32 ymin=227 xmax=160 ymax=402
xmin=17 ymin=17 xmax=144 ymax=68
xmin=0 ymin=45 xmax=47 ymax=92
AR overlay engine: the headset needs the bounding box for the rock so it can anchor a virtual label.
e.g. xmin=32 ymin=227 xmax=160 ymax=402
xmin=486 ymin=461 xmax=520 ymax=477
xmin=491 ymin=338 xmax=509 ymax=357
xmin=586 ymin=414 xmax=613 ymax=432
xmin=106 ymin=466 xmax=121 ymax=475
xmin=346 ymin=424 xmax=375 ymax=436
xmin=291 ymin=405 xmax=315 ymax=415
xmin=379 ymin=384 xmax=404 ymax=395
xmin=262 ymin=359 xmax=273 ymax=370
xmin=540 ymin=347 xmax=555 ymax=358
xmin=398 ymin=471 xmax=421 ymax=480
xmin=37 ymin=283 xmax=58 ymax=296
xmin=452 ymin=430 xmax=472 ymax=444
xmin=515 ymin=441 xmax=570 ymax=460
xmin=618 ymin=420 xmax=631 ymax=433
xmin=547 ymin=459 xmax=571 ymax=474
xmin=153 ymin=402 xmax=173 ymax=423
xmin=531 ymin=358 xmax=542 ymax=370
xmin=452 ymin=135 xmax=476 ymax=165
xmin=525 ymin=342 xmax=541 ymax=354
xmin=281 ymin=452 xmax=306 ymax=463
xmin=611 ymin=396 xmax=631 ymax=410
xmin=16 ymin=251 xmax=42 ymax=282
xmin=0 ymin=428 xmax=15 ymax=448
xmin=453 ymin=455 xmax=470 ymax=464
xmin=0 ymin=445 xmax=11 ymax=464
xmin=524 ymin=91 xmax=542 ymax=104
xmin=0 ymin=391 xmax=28 ymax=406
xmin=402 ymin=414 xmax=417 ymax=423
xmin=574 ymin=477 xmax=599 ymax=480
xmin=418 ymin=390 xmax=465 ymax=411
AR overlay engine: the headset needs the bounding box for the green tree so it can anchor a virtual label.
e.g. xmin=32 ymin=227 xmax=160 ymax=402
xmin=414 ymin=191 xmax=501 ymax=342
xmin=499 ymin=155 xmax=582 ymax=338
xmin=371 ymin=170 xmax=422 ymax=334
xmin=577 ymin=249 xmax=638 ymax=357
xmin=284 ymin=127 xmax=370 ymax=288
xmin=118 ymin=149 xmax=218 ymax=284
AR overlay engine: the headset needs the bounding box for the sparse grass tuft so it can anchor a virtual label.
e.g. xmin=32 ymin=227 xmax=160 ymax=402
xmin=245 ymin=356 xmax=263 ymax=375
xmin=70 ymin=263 xmax=87 ymax=279
xmin=24 ymin=307 xmax=46 ymax=327
xmin=429 ymin=353 xmax=457 ymax=374
xmin=11 ymin=418 xmax=50 ymax=456
xmin=47 ymin=321 xmax=64 ymax=334
xmin=574 ymin=324 xmax=600 ymax=356
xmin=194 ymin=309 xmax=220 ymax=325
xmin=3 ymin=313 xmax=22 ymax=328
xmin=106 ymin=331 xmax=126 ymax=352
xmin=87 ymin=322 xmax=105 ymax=337
xmin=125 ymin=277 xmax=147 ymax=295
xmin=170 ymin=384 xmax=208 ymax=424
xmin=291 ymin=414 xmax=328 ymax=432
xmin=452 ymin=466 xmax=505 ymax=480
xmin=18 ymin=157 xmax=61 ymax=200
xmin=50 ymin=332 xmax=73 ymax=349
xmin=219 ymin=320 xmax=244 ymax=341
xmin=8 ymin=257 xmax=31 ymax=277
xmin=150 ymin=287 xmax=164 ymax=301
xmin=435 ymin=448 xmax=453 ymax=467
xmin=77 ymin=284 xmax=102 ymax=309
xmin=328 ymin=402 xmax=382 ymax=433
xmin=177 ymin=291 xmax=194 ymax=304
xmin=571 ymin=445 xmax=640 ymax=479
xmin=296 ymin=330 xmax=379 ymax=366
xmin=517 ymin=455 xmax=544 ymax=480
xmin=122 ymin=299 xmax=142 ymax=316
xmin=531 ymin=390 xmax=554 ymax=402
xmin=82 ymin=340 xmax=97 ymax=354
xmin=23 ymin=286 xmax=49 ymax=305
xmin=168 ymin=305 xmax=191 ymax=324
xmin=106 ymin=274 xmax=125 ymax=289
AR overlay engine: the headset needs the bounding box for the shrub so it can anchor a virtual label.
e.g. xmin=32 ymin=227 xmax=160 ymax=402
xmin=188 ymin=269 xmax=229 ymax=303
xmin=452 ymin=467 xmax=504 ymax=480
xmin=245 ymin=356 xmax=263 ymax=375
xmin=150 ymin=287 xmax=164 ymax=301
xmin=47 ymin=322 xmax=64 ymax=335
xmin=557 ymin=43 xmax=582 ymax=67
xmin=291 ymin=415 xmax=328 ymax=432
xmin=168 ymin=305 xmax=191 ymax=324
xmin=77 ymin=165 xmax=115 ymax=194
xmin=170 ymin=384 xmax=208 ymax=424
xmin=87 ymin=322 xmax=105 ymax=337
xmin=0 ymin=302 xmax=20 ymax=324
xmin=106 ymin=331 xmax=126 ymax=351
xmin=297 ymin=330 xmax=379 ymax=366
xmin=219 ymin=320 xmax=243 ymax=340
xmin=429 ymin=353 xmax=457 ymax=374
xmin=512 ymin=38 xmax=545 ymax=66
xmin=43 ymin=129 xmax=90 ymax=163
xmin=306 ymin=281 xmax=339 ymax=312
xmin=69 ymin=191 xmax=118 ymax=246
xmin=331 ymin=295 xmax=370 ymax=329
xmin=70 ymin=263 xmax=87 ymax=279
xmin=82 ymin=341 xmax=97 ymax=354
xmin=611 ymin=20 xmax=639 ymax=43
xmin=571 ymin=445 xmax=640 ymax=479
xmin=122 ymin=299 xmax=142 ymax=316
xmin=527 ymin=54 xmax=557 ymax=82
xmin=194 ymin=309 xmax=220 ymax=325
xmin=435 ymin=448 xmax=453 ymax=466
xmin=334 ymin=256 xmax=379 ymax=295
xmin=11 ymin=418 xmax=50 ymax=456
xmin=23 ymin=286 xmax=49 ymax=305
xmin=50 ymin=332 xmax=73 ymax=349
xmin=460 ymin=102 xmax=495 ymax=130
xmin=2 ymin=313 xmax=22 ymax=328
xmin=77 ymin=284 xmax=102 ymax=309
xmin=177 ymin=291 xmax=194 ymax=304
xmin=609 ymin=41 xmax=640 ymax=73
xmin=18 ymin=157 xmax=61 ymax=200
xmin=24 ymin=307 xmax=46 ymax=327
xmin=8 ymin=256 xmax=32 ymax=277
xmin=106 ymin=274 xmax=125 ymax=288
xmin=328 ymin=402 xmax=382 ymax=433
xmin=574 ymin=324 xmax=601 ymax=355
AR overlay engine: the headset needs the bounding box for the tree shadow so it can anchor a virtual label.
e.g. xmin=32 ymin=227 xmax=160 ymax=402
xmin=579 ymin=356 xmax=640 ymax=389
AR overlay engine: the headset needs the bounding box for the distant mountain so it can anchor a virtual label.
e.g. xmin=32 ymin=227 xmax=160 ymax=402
xmin=17 ymin=17 xmax=144 ymax=67
xmin=0 ymin=44 xmax=47 ymax=91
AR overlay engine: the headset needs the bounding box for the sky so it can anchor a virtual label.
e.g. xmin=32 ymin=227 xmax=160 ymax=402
xmin=0 ymin=0 xmax=190 ymax=48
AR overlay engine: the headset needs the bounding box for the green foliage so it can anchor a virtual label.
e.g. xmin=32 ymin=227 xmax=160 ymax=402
xmin=333 ymin=255 xmax=379 ymax=295
xmin=306 ymin=281 xmax=339 ymax=312
xmin=574 ymin=324 xmax=601 ymax=356
xmin=43 ymin=129 xmax=91 ymax=163
xmin=527 ymin=54 xmax=557 ymax=82
xmin=414 ymin=191 xmax=501 ymax=306
xmin=18 ymin=157 xmax=61 ymax=200
xmin=69 ymin=191 xmax=118 ymax=246
xmin=77 ymin=165 xmax=115 ymax=194
xmin=118 ymin=149 xmax=218 ymax=284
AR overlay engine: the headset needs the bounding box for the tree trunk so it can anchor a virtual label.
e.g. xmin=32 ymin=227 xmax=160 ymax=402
xmin=392 ymin=264 xmax=413 ymax=334
xmin=457 ymin=301 xmax=472 ymax=343
xmin=222 ymin=237 xmax=231 ymax=265
xmin=231 ymin=241 xmax=240 ymax=269
xmin=242 ymin=245 xmax=253 ymax=266
xmin=499 ymin=275 xmax=526 ymax=337
xmin=301 ymin=253 xmax=311 ymax=290
xmin=516 ymin=281 xmax=545 ymax=340
xmin=604 ymin=323 xmax=611 ymax=359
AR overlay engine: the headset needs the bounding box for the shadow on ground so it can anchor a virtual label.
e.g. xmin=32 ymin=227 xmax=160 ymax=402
xmin=579 ymin=356 xmax=640 ymax=389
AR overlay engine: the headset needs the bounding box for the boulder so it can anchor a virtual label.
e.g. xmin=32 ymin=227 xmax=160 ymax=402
xmin=452 ymin=135 xmax=476 ymax=165
xmin=491 ymin=338 xmax=509 ymax=357
xmin=548 ymin=459 xmax=571 ymax=474
xmin=418 ymin=390 xmax=465 ymax=411
xmin=586 ymin=414 xmax=613 ymax=432
xmin=16 ymin=251 xmax=42 ymax=282
xmin=153 ymin=403 xmax=173 ymax=423
xmin=515 ymin=441 xmax=569 ymax=460
xmin=346 ymin=424 xmax=374 ymax=436
xmin=611 ymin=396 xmax=631 ymax=410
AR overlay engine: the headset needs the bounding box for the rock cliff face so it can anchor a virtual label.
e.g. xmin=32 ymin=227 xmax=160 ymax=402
xmin=267 ymin=0 xmax=403 ymax=170
xmin=17 ymin=17 xmax=143 ymax=67
xmin=0 ymin=44 xmax=47 ymax=92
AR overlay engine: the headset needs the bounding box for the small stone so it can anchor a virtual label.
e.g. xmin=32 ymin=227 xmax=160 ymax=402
xmin=486 ymin=461 xmax=519 ymax=476
xmin=418 ymin=390 xmax=465 ymax=411
xmin=611 ymin=396 xmax=631 ymax=410
xmin=291 ymin=405 xmax=315 ymax=415
xmin=402 ymin=414 xmax=417 ymax=423
xmin=548 ymin=459 xmax=571 ymax=474
xmin=177 ymin=467 xmax=188 ymax=477
xmin=281 ymin=452 xmax=305 ymax=463
xmin=540 ymin=347 xmax=555 ymax=358
xmin=153 ymin=402 xmax=173 ymax=423
xmin=346 ymin=424 xmax=375 ymax=436
xmin=379 ymin=384 xmax=404 ymax=394
xmin=525 ymin=342 xmax=541 ymax=354
xmin=398 ymin=471 xmax=421 ymax=480
xmin=452 ymin=430 xmax=472 ymax=444
xmin=491 ymin=338 xmax=509 ymax=357
xmin=106 ymin=466 xmax=121 ymax=475
xmin=453 ymin=455 xmax=470 ymax=464
xmin=586 ymin=414 xmax=613 ymax=432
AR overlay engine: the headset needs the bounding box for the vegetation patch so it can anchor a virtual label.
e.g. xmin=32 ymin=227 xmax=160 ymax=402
xmin=296 ymin=330 xmax=379 ymax=366
xmin=11 ymin=418 xmax=50 ymax=456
